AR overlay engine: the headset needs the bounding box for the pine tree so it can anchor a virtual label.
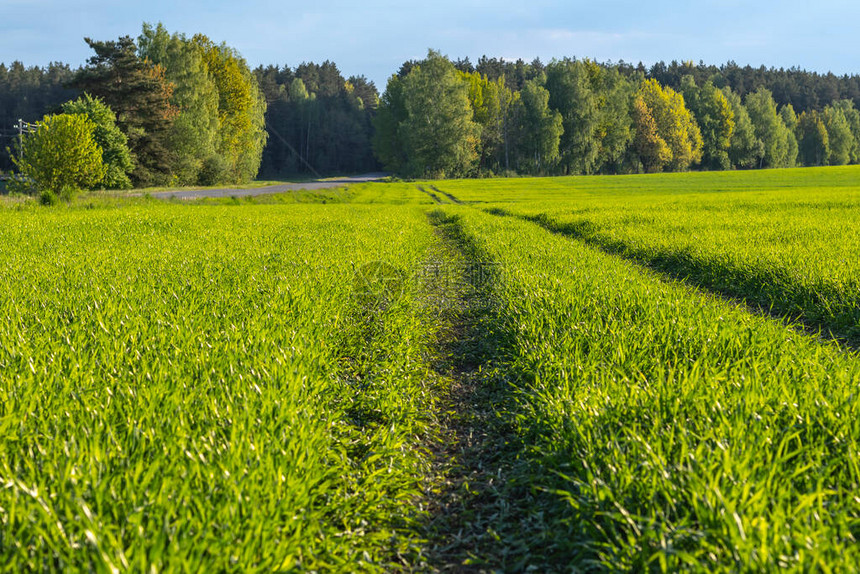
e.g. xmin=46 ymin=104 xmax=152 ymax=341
xmin=373 ymin=75 xmax=409 ymax=174
xmin=72 ymin=35 xmax=178 ymax=186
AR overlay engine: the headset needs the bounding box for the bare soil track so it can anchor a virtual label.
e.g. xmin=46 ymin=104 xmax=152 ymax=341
xmin=420 ymin=211 xmax=556 ymax=573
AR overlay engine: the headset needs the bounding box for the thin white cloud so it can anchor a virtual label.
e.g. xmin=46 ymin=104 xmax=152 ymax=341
xmin=3 ymin=0 xmax=860 ymax=83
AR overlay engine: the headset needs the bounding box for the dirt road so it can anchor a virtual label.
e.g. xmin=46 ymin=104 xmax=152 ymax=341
xmin=150 ymin=173 xmax=388 ymax=200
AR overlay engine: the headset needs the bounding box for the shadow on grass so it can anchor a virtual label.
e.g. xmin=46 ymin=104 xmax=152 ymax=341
xmin=485 ymin=207 xmax=860 ymax=351
xmin=419 ymin=210 xmax=592 ymax=572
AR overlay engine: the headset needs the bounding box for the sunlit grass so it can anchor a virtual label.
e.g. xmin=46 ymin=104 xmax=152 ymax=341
xmin=449 ymin=206 xmax=860 ymax=571
xmin=3 ymin=165 xmax=860 ymax=570
xmin=0 ymin=204 xmax=440 ymax=571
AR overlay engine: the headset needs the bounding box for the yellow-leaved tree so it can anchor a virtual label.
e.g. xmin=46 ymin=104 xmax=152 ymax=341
xmin=192 ymin=34 xmax=267 ymax=183
xmin=633 ymin=79 xmax=702 ymax=172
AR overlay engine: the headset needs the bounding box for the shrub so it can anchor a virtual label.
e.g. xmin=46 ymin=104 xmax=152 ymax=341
xmin=12 ymin=113 xmax=106 ymax=200
xmin=62 ymin=95 xmax=133 ymax=189
xmin=198 ymin=154 xmax=229 ymax=186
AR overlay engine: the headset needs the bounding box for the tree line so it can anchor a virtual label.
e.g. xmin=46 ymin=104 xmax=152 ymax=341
xmin=2 ymin=23 xmax=266 ymax=197
xmin=5 ymin=39 xmax=860 ymax=188
xmin=373 ymin=51 xmax=860 ymax=177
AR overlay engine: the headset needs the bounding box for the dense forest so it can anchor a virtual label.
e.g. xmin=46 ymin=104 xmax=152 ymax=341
xmin=4 ymin=29 xmax=860 ymax=183
xmin=253 ymin=62 xmax=378 ymax=178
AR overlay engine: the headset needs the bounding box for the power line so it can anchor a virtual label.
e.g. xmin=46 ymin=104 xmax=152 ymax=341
xmin=11 ymin=119 xmax=38 ymax=162
xmin=264 ymin=119 xmax=322 ymax=179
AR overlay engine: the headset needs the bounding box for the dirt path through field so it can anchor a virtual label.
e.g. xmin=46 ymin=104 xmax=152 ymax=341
xmin=417 ymin=210 xmax=539 ymax=572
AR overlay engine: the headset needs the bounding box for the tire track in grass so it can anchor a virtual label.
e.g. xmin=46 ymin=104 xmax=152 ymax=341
xmin=418 ymin=186 xmax=444 ymax=204
xmin=429 ymin=186 xmax=464 ymax=205
xmin=462 ymin=206 xmax=860 ymax=571
xmin=417 ymin=209 xmax=566 ymax=573
xmin=486 ymin=207 xmax=860 ymax=351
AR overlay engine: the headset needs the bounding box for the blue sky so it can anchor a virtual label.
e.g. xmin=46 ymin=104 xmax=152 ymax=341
xmin=1 ymin=0 xmax=858 ymax=89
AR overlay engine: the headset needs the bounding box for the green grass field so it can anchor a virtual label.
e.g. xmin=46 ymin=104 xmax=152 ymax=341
xmin=1 ymin=166 xmax=859 ymax=571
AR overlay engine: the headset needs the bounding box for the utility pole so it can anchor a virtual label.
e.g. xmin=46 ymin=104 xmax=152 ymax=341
xmin=17 ymin=119 xmax=23 ymax=162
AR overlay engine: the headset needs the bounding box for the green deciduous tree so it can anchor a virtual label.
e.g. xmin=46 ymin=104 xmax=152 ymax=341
xmin=821 ymin=104 xmax=853 ymax=166
xmin=722 ymin=87 xmax=763 ymax=168
xmin=682 ymin=76 xmax=734 ymax=170
xmin=832 ymin=100 xmax=860 ymax=164
xmin=138 ymin=23 xmax=220 ymax=185
xmin=62 ymin=94 xmax=133 ymax=189
xmin=594 ymin=67 xmax=635 ymax=173
xmin=545 ymin=59 xmax=634 ymax=175
xmin=13 ymin=113 xmax=106 ymax=199
xmin=797 ymin=110 xmax=830 ymax=166
xmin=192 ymin=35 xmax=267 ymax=183
xmin=631 ymin=96 xmax=671 ymax=172
xmin=459 ymin=71 xmax=504 ymax=172
xmin=778 ymin=104 xmax=799 ymax=168
xmin=545 ymin=59 xmax=600 ymax=174
xmin=744 ymin=88 xmax=795 ymax=168
xmin=497 ymin=77 xmax=517 ymax=173
xmin=513 ymin=76 xmax=563 ymax=173
xmin=391 ymin=50 xmax=479 ymax=178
